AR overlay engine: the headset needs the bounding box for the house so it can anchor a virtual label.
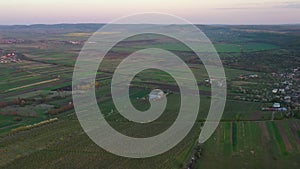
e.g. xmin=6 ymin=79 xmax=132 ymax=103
xmin=238 ymin=75 xmax=247 ymax=80
xmin=284 ymin=96 xmax=291 ymax=103
xmin=278 ymin=89 xmax=285 ymax=94
xmin=278 ymin=107 xmax=288 ymax=111
xmin=1 ymin=55 xmax=7 ymax=59
xmin=273 ymin=103 xmax=281 ymax=108
xmin=272 ymin=89 xmax=278 ymax=94
xmin=249 ymin=74 xmax=258 ymax=78
xmin=68 ymin=41 xmax=82 ymax=45
xmin=262 ymin=107 xmax=287 ymax=111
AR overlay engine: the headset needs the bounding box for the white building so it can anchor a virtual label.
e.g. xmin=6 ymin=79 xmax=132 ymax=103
xmin=149 ymin=89 xmax=165 ymax=101
xmin=273 ymin=103 xmax=281 ymax=108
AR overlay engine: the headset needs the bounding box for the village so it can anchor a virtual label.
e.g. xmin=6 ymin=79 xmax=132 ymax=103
xmin=0 ymin=52 xmax=22 ymax=64
xmin=202 ymin=66 xmax=300 ymax=120
xmin=0 ymin=38 xmax=25 ymax=44
xmin=265 ymin=68 xmax=300 ymax=116
xmin=236 ymin=68 xmax=300 ymax=118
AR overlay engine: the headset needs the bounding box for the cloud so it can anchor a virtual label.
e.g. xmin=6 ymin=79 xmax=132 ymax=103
xmin=280 ymin=1 xmax=300 ymax=8
xmin=214 ymin=1 xmax=300 ymax=10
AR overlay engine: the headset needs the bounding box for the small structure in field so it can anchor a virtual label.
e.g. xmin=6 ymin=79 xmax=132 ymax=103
xmin=273 ymin=103 xmax=281 ymax=108
xmin=149 ymin=89 xmax=165 ymax=101
xmin=272 ymin=89 xmax=278 ymax=94
xmin=249 ymin=74 xmax=259 ymax=78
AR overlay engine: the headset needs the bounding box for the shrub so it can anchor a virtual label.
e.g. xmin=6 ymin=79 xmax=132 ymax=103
xmin=47 ymin=103 xmax=74 ymax=115
xmin=14 ymin=117 xmax=22 ymax=121
xmin=11 ymin=118 xmax=58 ymax=133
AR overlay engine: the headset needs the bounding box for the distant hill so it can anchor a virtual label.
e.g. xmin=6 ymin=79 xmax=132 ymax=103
xmin=0 ymin=24 xmax=105 ymax=34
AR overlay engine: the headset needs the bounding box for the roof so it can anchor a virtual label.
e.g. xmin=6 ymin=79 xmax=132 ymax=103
xmin=273 ymin=103 xmax=281 ymax=108
xmin=149 ymin=89 xmax=164 ymax=100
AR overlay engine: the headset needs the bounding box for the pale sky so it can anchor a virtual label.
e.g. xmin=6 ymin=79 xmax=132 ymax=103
xmin=0 ymin=0 xmax=299 ymax=25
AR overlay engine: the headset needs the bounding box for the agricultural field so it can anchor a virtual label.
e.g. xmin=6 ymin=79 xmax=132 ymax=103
xmin=196 ymin=120 xmax=300 ymax=169
xmin=0 ymin=24 xmax=300 ymax=168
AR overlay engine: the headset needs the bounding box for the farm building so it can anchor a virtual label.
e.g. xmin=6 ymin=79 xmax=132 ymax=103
xmin=149 ymin=89 xmax=165 ymax=101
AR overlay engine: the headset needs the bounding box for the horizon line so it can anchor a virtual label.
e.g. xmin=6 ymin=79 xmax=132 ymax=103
xmin=0 ymin=22 xmax=300 ymax=26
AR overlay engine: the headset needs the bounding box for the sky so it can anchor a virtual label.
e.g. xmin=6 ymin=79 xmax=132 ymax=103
xmin=0 ymin=0 xmax=299 ymax=25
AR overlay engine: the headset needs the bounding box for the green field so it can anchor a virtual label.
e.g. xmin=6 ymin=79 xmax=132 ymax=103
xmin=196 ymin=121 xmax=300 ymax=169
xmin=0 ymin=24 xmax=300 ymax=169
